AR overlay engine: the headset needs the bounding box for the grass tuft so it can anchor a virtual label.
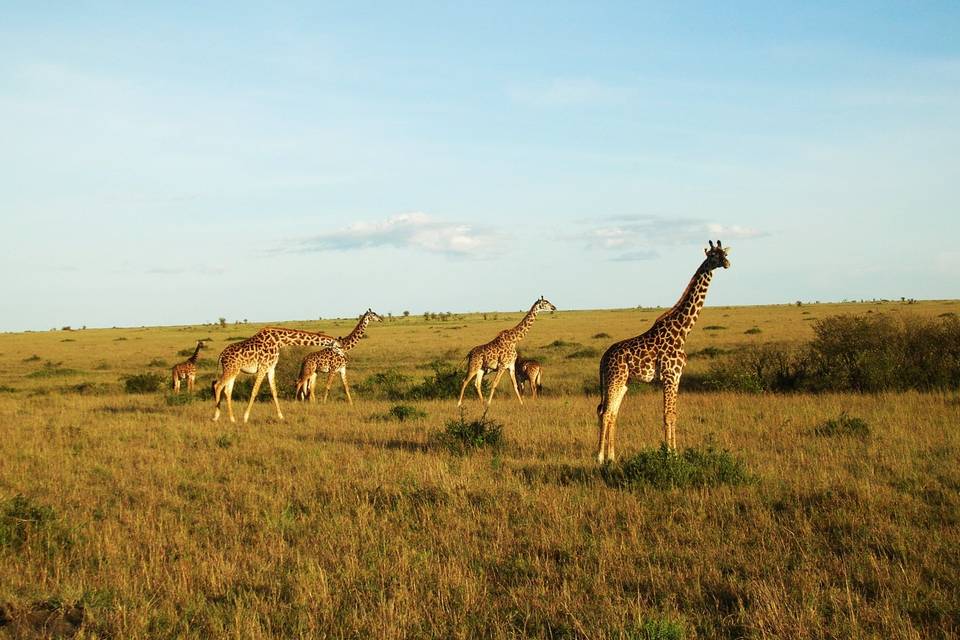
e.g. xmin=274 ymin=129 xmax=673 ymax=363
xmin=431 ymin=411 xmax=504 ymax=454
xmin=601 ymin=444 xmax=752 ymax=489
xmin=592 ymin=332 xmax=612 ymax=339
xmin=567 ymin=347 xmax=600 ymax=359
xmin=123 ymin=373 xmax=165 ymax=394
xmin=814 ymin=412 xmax=870 ymax=438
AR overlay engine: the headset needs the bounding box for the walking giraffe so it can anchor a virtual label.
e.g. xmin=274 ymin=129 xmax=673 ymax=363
xmin=596 ymin=240 xmax=730 ymax=462
xmin=457 ymin=296 xmax=556 ymax=406
xmin=515 ymin=355 xmax=543 ymax=398
xmin=212 ymin=327 xmax=340 ymax=423
xmin=294 ymin=309 xmax=383 ymax=404
xmin=171 ymin=341 xmax=203 ymax=393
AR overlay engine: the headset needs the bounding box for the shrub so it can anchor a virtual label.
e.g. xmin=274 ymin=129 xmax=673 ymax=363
xmin=814 ymin=413 xmax=870 ymax=438
xmin=406 ymin=360 xmax=464 ymax=400
xmin=0 ymin=494 xmax=72 ymax=552
xmin=744 ymin=327 xmax=762 ymax=334
xmin=22 ymin=354 xmax=41 ymax=362
xmin=67 ymin=382 xmax=113 ymax=395
xmin=592 ymin=332 xmax=612 ymax=339
xmin=688 ymin=346 xmax=730 ymax=359
xmin=358 ymin=369 xmax=412 ymax=401
xmin=600 ymin=444 xmax=752 ymax=489
xmin=374 ymin=404 xmax=427 ymax=422
xmin=702 ymin=343 xmax=809 ymax=393
xmin=567 ymin=347 xmax=600 ymax=359
xmin=225 ymin=336 xmax=248 ymax=342
xmin=148 ymin=358 xmax=168 ymax=368
xmin=625 ymin=619 xmax=685 ymax=640
xmin=0 ymin=385 xmax=15 ymax=393
xmin=544 ymin=340 xmax=579 ymax=348
xmin=123 ymin=373 xmax=165 ymax=394
xmin=27 ymin=362 xmax=80 ymax=378
xmin=431 ymin=411 xmax=504 ymax=454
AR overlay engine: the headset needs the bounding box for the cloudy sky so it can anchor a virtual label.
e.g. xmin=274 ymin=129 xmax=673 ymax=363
xmin=2 ymin=2 xmax=958 ymax=331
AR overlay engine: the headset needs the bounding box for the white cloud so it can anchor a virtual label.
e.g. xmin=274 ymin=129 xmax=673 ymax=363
xmin=580 ymin=215 xmax=764 ymax=260
xmin=288 ymin=212 xmax=503 ymax=258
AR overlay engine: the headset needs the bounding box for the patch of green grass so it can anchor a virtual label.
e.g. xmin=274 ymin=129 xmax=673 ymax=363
xmin=703 ymin=325 xmax=727 ymax=331
xmin=592 ymin=332 xmax=612 ymax=339
xmin=431 ymin=411 xmax=504 ymax=454
xmin=387 ymin=404 xmax=427 ymax=421
xmin=625 ymin=618 xmax=685 ymax=640
xmin=688 ymin=346 xmax=730 ymax=359
xmin=147 ymin=358 xmax=169 ymax=368
xmin=0 ymin=494 xmax=73 ymax=553
xmin=123 ymin=373 xmax=165 ymax=394
xmin=27 ymin=362 xmax=80 ymax=378
xmin=67 ymin=382 xmax=113 ymax=395
xmin=22 ymin=354 xmax=42 ymax=362
xmin=165 ymin=393 xmax=201 ymax=406
xmin=225 ymin=336 xmax=249 ymax=342
xmin=601 ymin=444 xmax=753 ymax=489
xmin=60 ymin=338 xmax=76 ymax=343
xmin=814 ymin=413 xmax=870 ymax=438
xmin=0 ymin=385 xmax=15 ymax=393
xmin=744 ymin=327 xmax=762 ymax=334
xmin=567 ymin=347 xmax=600 ymax=359
xmin=544 ymin=339 xmax=580 ymax=348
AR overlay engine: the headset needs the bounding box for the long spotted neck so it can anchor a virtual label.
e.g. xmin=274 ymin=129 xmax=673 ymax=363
xmin=505 ymin=306 xmax=541 ymax=342
xmin=338 ymin=316 xmax=372 ymax=351
xmin=187 ymin=342 xmax=202 ymax=363
xmin=261 ymin=327 xmax=340 ymax=348
xmin=656 ymin=261 xmax=714 ymax=341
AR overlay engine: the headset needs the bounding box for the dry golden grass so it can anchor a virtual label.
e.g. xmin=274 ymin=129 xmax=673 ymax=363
xmin=1 ymin=300 xmax=958 ymax=638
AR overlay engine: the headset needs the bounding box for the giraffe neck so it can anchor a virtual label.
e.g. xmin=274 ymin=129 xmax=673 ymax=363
xmin=505 ymin=307 xmax=540 ymax=343
xmin=261 ymin=327 xmax=339 ymax=348
xmin=338 ymin=316 xmax=371 ymax=351
xmin=187 ymin=343 xmax=202 ymax=363
xmin=655 ymin=261 xmax=714 ymax=342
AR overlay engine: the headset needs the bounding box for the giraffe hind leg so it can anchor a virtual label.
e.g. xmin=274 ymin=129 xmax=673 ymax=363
xmin=266 ymin=367 xmax=283 ymax=420
xmin=242 ymin=370 xmax=267 ymax=424
xmin=487 ymin=368 xmax=507 ymax=405
xmin=458 ymin=365 xmax=478 ymax=406
xmin=507 ymin=366 xmax=523 ymax=405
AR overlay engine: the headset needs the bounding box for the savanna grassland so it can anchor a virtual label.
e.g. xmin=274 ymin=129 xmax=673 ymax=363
xmin=1 ymin=300 xmax=958 ymax=639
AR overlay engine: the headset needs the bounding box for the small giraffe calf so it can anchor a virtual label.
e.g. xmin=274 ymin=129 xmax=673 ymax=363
xmin=294 ymin=350 xmax=352 ymax=404
xmin=515 ymin=356 xmax=543 ymax=398
xmin=171 ymin=341 xmax=203 ymax=393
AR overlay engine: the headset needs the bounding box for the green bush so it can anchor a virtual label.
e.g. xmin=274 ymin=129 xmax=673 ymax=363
xmin=814 ymin=413 xmax=870 ymax=438
xmin=432 ymin=411 xmax=504 ymax=454
xmin=567 ymin=347 xmax=600 ymax=359
xmin=148 ymin=358 xmax=168 ymax=368
xmin=123 ymin=373 xmax=165 ymax=394
xmin=600 ymin=444 xmax=752 ymax=489
xmin=406 ymin=360 xmax=464 ymax=400
xmin=625 ymin=619 xmax=685 ymax=640
xmin=744 ymin=327 xmax=762 ymax=334
xmin=592 ymin=332 xmax=612 ymax=339
xmin=373 ymin=404 xmax=428 ymax=422
xmin=0 ymin=494 xmax=72 ymax=553
xmin=0 ymin=385 xmax=15 ymax=393
xmin=358 ymin=369 xmax=412 ymax=401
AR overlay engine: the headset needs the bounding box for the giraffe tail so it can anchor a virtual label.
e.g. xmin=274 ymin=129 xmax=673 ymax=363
xmin=596 ymin=361 xmax=607 ymax=419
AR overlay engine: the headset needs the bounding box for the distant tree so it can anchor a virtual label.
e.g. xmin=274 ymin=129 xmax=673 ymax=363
xmin=403 ymin=310 xmax=410 ymax=318
xmin=796 ymin=301 xmax=802 ymax=307
xmin=218 ymin=317 xmax=227 ymax=328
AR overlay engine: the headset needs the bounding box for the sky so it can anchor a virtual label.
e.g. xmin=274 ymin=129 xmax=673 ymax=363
xmin=1 ymin=2 xmax=958 ymax=331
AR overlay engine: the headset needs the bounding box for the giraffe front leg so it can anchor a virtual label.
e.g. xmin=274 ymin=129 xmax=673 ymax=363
xmin=487 ymin=368 xmax=506 ymax=405
xmin=323 ymin=371 xmax=335 ymax=402
xmin=458 ymin=369 xmax=476 ymax=407
xmin=662 ymin=376 xmax=680 ymax=451
xmin=340 ymin=369 xmax=353 ymax=405
xmin=223 ymin=378 xmax=237 ymax=423
xmin=599 ymin=383 xmax=628 ymax=463
xmin=508 ymin=366 xmax=524 ymax=405
xmin=266 ymin=367 xmax=283 ymax=421
xmin=308 ymin=373 xmax=318 ymax=403
xmin=187 ymin=374 xmax=195 ymax=393
xmin=474 ymin=369 xmax=485 ymax=403
xmin=243 ymin=371 xmax=267 ymax=424
xmin=173 ymin=373 xmax=180 ymax=393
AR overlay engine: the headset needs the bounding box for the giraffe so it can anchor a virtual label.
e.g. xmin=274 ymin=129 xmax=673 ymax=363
xmin=515 ymin=355 xmax=543 ymax=398
xmin=596 ymin=240 xmax=730 ymax=462
xmin=171 ymin=341 xmax=203 ymax=393
xmin=457 ymin=296 xmax=557 ymax=406
xmin=294 ymin=309 xmax=383 ymax=404
xmin=212 ymin=327 xmax=341 ymax=423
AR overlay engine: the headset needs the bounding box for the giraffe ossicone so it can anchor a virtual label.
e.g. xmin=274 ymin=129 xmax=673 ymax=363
xmin=595 ymin=240 xmax=730 ymax=462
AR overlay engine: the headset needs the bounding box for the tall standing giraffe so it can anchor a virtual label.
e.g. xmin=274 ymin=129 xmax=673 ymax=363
xmin=294 ymin=309 xmax=383 ymax=404
xmin=212 ymin=327 xmax=340 ymax=423
xmin=171 ymin=340 xmax=203 ymax=393
xmin=457 ymin=296 xmax=556 ymax=407
xmin=596 ymin=240 xmax=730 ymax=462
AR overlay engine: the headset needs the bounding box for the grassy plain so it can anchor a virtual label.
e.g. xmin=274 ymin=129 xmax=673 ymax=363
xmin=0 ymin=300 xmax=958 ymax=638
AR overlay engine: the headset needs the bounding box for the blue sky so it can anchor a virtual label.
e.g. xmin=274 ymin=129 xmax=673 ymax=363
xmin=2 ymin=2 xmax=958 ymax=331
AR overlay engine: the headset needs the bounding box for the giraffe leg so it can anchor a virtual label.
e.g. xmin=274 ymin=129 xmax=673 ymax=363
xmin=267 ymin=367 xmax=284 ymax=421
xmin=187 ymin=374 xmax=195 ymax=393
xmin=223 ymin=377 xmax=237 ymax=423
xmin=173 ymin=372 xmax=180 ymax=393
xmin=212 ymin=377 xmax=222 ymax=421
xmin=318 ymin=371 xmax=332 ymax=402
xmin=458 ymin=369 xmax=477 ymax=406
xmin=242 ymin=370 xmax=267 ymax=424
xmin=308 ymin=373 xmax=318 ymax=403
xmin=340 ymin=368 xmax=353 ymax=405
xmin=508 ymin=366 xmax=524 ymax=405
xmin=474 ymin=369 xmax=485 ymax=403
xmin=662 ymin=375 xmax=680 ymax=451
xmin=597 ymin=381 xmax=627 ymax=463
xmin=487 ymin=368 xmax=507 ymax=405
xmin=532 ymin=371 xmax=540 ymax=399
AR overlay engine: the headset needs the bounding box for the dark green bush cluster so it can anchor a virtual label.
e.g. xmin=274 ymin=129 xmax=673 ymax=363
xmin=372 ymin=404 xmax=427 ymax=422
xmin=358 ymin=369 xmax=412 ymax=401
xmin=123 ymin=373 xmax=165 ymax=394
xmin=600 ymin=444 xmax=752 ymax=489
xmin=701 ymin=313 xmax=960 ymax=392
xmin=814 ymin=413 xmax=870 ymax=438
xmin=26 ymin=361 xmax=79 ymax=378
xmin=406 ymin=360 xmax=464 ymax=400
xmin=0 ymin=494 xmax=71 ymax=552
xmin=432 ymin=412 xmax=504 ymax=454
xmin=566 ymin=347 xmax=600 ymax=359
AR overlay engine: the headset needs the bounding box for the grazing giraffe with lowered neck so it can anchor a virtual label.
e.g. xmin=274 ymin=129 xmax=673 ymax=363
xmin=212 ymin=327 xmax=340 ymax=423
xmin=295 ymin=309 xmax=383 ymax=404
xmin=596 ymin=240 xmax=730 ymax=462
xmin=171 ymin=341 xmax=203 ymax=393
xmin=457 ymin=296 xmax=556 ymax=407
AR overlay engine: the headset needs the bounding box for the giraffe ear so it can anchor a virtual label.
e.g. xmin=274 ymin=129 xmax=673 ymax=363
xmin=704 ymin=248 xmax=709 ymax=256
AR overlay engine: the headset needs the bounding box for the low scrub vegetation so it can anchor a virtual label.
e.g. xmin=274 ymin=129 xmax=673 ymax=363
xmin=123 ymin=373 xmax=165 ymax=394
xmin=600 ymin=444 xmax=753 ymax=489
xmin=431 ymin=411 xmax=504 ymax=454
xmin=814 ymin=413 xmax=871 ymax=438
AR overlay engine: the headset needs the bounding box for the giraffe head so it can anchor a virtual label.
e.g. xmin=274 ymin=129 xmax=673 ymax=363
xmin=704 ymin=240 xmax=731 ymax=270
xmin=362 ymin=308 xmax=384 ymax=324
xmin=533 ymin=296 xmax=557 ymax=313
